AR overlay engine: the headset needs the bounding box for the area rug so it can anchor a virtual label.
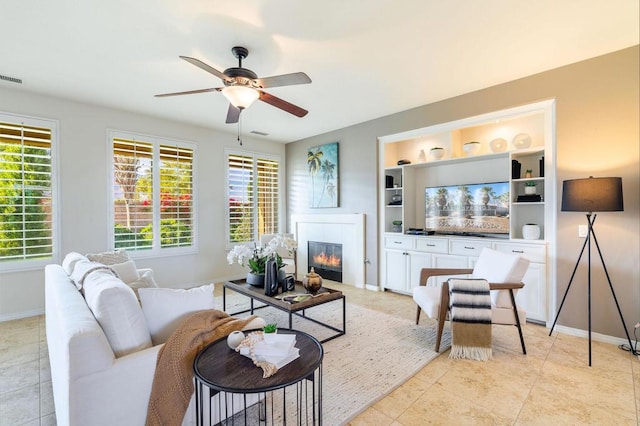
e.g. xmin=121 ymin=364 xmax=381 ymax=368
xmin=217 ymin=292 xmax=442 ymax=425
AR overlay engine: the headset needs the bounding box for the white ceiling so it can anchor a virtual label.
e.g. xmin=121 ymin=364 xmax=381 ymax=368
xmin=2 ymin=1 xmax=638 ymax=143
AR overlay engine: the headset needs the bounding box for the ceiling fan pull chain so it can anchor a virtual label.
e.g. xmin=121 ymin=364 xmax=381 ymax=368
xmin=237 ymin=112 xmax=243 ymax=146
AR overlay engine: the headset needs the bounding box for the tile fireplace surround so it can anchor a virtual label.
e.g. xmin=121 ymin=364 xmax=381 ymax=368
xmin=291 ymin=214 xmax=365 ymax=287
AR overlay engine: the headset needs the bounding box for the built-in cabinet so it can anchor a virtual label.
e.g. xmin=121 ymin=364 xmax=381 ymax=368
xmin=378 ymin=100 xmax=555 ymax=324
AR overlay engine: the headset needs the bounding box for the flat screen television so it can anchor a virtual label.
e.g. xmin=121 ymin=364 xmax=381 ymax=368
xmin=425 ymin=181 xmax=510 ymax=237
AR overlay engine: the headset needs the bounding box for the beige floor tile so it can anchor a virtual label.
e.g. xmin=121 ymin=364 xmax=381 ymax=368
xmin=533 ymin=359 xmax=636 ymax=421
xmin=371 ymin=376 xmax=431 ymax=419
xmin=397 ymin=387 xmax=512 ymax=425
xmin=0 ymin=341 xmax=39 ymax=368
xmin=40 ymin=380 xmax=55 ymax=417
xmin=348 ymin=405 xmax=394 ymax=425
xmin=0 ymin=358 xmax=39 ymax=394
xmin=516 ymin=383 xmax=637 ymax=425
xmin=0 ymin=383 xmax=40 ymax=426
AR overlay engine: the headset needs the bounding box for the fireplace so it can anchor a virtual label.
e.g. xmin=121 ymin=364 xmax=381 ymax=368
xmin=308 ymin=241 xmax=343 ymax=282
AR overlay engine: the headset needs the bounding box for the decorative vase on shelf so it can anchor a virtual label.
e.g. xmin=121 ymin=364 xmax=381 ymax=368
xmin=246 ymin=272 xmax=265 ymax=287
xmin=418 ymin=149 xmax=427 ymax=163
xmin=522 ymin=224 xmax=541 ymax=240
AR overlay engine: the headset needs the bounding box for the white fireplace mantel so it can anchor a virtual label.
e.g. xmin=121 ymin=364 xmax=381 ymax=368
xmin=291 ymin=214 xmax=365 ymax=287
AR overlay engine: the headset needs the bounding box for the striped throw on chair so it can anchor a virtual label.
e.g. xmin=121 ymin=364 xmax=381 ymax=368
xmin=448 ymin=278 xmax=492 ymax=361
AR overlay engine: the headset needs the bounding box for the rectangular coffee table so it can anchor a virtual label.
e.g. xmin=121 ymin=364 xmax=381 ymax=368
xmin=223 ymin=279 xmax=345 ymax=343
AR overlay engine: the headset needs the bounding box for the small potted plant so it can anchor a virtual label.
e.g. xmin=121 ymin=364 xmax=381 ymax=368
xmin=392 ymin=220 xmax=402 ymax=233
xmin=262 ymin=323 xmax=277 ymax=343
xmin=524 ymin=181 xmax=537 ymax=194
xmin=524 ymin=169 xmax=533 ymax=178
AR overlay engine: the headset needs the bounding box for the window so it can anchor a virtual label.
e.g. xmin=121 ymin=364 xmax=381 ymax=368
xmin=109 ymin=130 xmax=196 ymax=255
xmin=0 ymin=113 xmax=58 ymax=269
xmin=227 ymin=150 xmax=280 ymax=244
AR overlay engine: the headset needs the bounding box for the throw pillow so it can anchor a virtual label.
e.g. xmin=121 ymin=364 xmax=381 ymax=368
xmin=83 ymin=270 xmax=153 ymax=357
xmin=138 ymin=284 xmax=215 ymax=345
xmin=109 ymin=259 xmax=140 ymax=284
xmin=86 ymin=249 xmax=131 ymax=266
xmin=127 ymin=269 xmax=158 ymax=300
xmin=69 ymin=259 xmax=118 ymax=291
xmin=61 ymin=252 xmax=88 ymax=276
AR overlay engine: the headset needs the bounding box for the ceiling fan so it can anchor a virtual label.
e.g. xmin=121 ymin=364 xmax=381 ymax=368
xmin=155 ymin=46 xmax=311 ymax=124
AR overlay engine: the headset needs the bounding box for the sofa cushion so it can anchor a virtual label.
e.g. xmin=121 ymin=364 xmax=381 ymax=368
xmin=138 ymin=284 xmax=215 ymax=345
xmin=86 ymin=249 xmax=131 ymax=265
xmin=69 ymin=259 xmax=118 ymax=291
xmin=472 ymin=248 xmax=530 ymax=308
xmin=83 ymin=270 xmax=152 ymax=357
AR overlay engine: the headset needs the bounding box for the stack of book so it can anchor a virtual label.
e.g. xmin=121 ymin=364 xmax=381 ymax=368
xmin=517 ymin=194 xmax=542 ymax=202
xmin=239 ymin=333 xmax=299 ymax=369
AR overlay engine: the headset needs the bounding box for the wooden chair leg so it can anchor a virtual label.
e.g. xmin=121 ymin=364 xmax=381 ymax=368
xmin=435 ymin=283 xmax=450 ymax=353
xmin=508 ymin=289 xmax=527 ymax=355
xmin=415 ymin=306 xmax=422 ymax=325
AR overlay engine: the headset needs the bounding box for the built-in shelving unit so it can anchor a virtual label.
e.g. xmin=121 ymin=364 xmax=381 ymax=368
xmin=377 ymin=100 xmax=556 ymax=324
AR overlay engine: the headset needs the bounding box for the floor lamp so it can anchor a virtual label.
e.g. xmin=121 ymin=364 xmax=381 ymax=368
xmin=549 ymin=176 xmax=637 ymax=366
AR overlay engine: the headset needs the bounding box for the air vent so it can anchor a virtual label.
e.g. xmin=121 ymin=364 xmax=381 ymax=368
xmin=250 ymin=130 xmax=269 ymax=136
xmin=0 ymin=74 xmax=22 ymax=84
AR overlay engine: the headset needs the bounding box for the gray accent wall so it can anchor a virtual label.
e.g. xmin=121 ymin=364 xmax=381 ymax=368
xmin=286 ymin=46 xmax=639 ymax=340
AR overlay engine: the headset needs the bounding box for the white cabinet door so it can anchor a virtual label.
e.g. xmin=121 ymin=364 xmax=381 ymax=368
xmin=407 ymin=251 xmax=432 ymax=292
xmin=517 ymin=262 xmax=546 ymax=322
xmin=384 ymin=249 xmax=406 ymax=292
xmin=429 ymin=254 xmax=470 ymax=286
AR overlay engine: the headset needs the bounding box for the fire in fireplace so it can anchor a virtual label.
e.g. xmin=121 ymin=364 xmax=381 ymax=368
xmin=308 ymin=241 xmax=343 ymax=282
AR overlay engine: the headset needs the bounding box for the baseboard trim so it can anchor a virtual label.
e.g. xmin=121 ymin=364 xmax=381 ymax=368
xmin=0 ymin=308 xmax=44 ymax=322
xmin=553 ymin=324 xmax=635 ymax=348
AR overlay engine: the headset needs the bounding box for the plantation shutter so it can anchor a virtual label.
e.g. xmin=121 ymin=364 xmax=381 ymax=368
xmin=158 ymin=144 xmax=194 ymax=247
xmin=112 ymin=138 xmax=154 ymax=250
xmin=0 ymin=121 xmax=53 ymax=261
xmin=227 ymin=154 xmax=255 ymax=243
xmin=226 ymin=152 xmax=280 ymax=244
xmin=256 ymin=157 xmax=279 ymax=235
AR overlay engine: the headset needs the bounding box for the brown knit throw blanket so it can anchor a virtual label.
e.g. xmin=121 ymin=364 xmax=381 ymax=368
xmin=146 ymin=310 xmax=257 ymax=426
xmin=448 ymin=278 xmax=492 ymax=361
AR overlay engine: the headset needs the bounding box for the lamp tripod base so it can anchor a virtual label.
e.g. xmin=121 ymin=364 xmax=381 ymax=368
xmin=548 ymin=214 xmax=637 ymax=366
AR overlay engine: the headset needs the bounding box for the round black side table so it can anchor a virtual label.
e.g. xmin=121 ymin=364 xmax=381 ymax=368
xmin=194 ymin=328 xmax=323 ymax=425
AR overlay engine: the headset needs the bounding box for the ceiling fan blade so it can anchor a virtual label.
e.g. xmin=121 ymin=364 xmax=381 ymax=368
xmin=253 ymin=72 xmax=311 ymax=89
xmin=154 ymin=88 xmax=220 ymax=97
xmin=179 ymin=56 xmax=229 ymax=81
xmin=258 ymin=91 xmax=308 ymax=117
xmin=226 ymin=104 xmax=241 ymax=124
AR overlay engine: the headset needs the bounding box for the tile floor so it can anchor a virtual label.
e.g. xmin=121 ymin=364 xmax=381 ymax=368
xmin=1 ymin=283 xmax=639 ymax=425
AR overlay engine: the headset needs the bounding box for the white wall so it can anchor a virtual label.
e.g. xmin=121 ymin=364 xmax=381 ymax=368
xmin=0 ymin=87 xmax=285 ymax=320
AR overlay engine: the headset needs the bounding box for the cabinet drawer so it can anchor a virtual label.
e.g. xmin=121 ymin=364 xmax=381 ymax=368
xmin=449 ymin=239 xmax=493 ymax=256
xmin=494 ymin=243 xmax=546 ymax=263
xmin=385 ymin=236 xmax=413 ymax=250
xmin=413 ymin=237 xmax=448 ymax=253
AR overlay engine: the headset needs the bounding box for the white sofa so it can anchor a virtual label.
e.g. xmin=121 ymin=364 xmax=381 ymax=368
xmin=45 ymin=253 xmax=264 ymax=426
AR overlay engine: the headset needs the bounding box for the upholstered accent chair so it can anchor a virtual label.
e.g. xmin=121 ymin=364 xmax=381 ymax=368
xmin=413 ymin=248 xmax=530 ymax=353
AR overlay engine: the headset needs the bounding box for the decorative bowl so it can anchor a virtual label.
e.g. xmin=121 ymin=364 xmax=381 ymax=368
xmin=302 ymin=267 xmax=323 ymax=295
xmin=463 ymin=141 xmax=481 ymax=156
xmin=512 ymin=133 xmax=532 ymax=149
xmin=489 ymin=138 xmax=507 ymax=153
xmin=429 ymin=147 xmax=445 ymax=160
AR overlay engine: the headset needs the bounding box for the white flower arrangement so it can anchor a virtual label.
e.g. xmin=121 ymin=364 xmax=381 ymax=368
xmin=227 ymin=234 xmax=297 ymax=274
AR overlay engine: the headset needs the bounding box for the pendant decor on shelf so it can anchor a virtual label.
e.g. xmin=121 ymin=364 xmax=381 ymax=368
xmin=512 ymin=133 xmax=532 ymax=149
xmin=490 ymin=138 xmax=507 ymax=153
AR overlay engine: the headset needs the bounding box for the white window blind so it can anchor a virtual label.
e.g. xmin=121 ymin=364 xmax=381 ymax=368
xmin=227 ymin=152 xmax=279 ymax=244
xmin=111 ymin=132 xmax=195 ymax=253
xmin=0 ymin=120 xmax=54 ymax=262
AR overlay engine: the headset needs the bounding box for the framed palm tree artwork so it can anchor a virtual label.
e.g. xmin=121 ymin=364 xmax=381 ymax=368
xmin=307 ymin=142 xmax=339 ymax=208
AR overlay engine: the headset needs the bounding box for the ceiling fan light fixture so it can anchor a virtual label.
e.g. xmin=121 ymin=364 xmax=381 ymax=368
xmin=221 ymin=85 xmax=259 ymax=109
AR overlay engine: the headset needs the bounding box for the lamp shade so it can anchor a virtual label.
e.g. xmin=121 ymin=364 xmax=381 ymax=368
xmin=221 ymin=85 xmax=259 ymax=109
xmin=561 ymin=176 xmax=623 ymax=212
